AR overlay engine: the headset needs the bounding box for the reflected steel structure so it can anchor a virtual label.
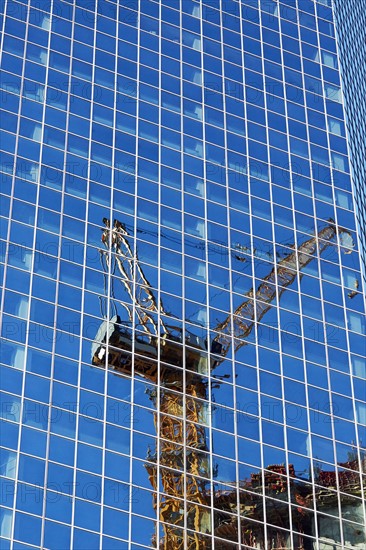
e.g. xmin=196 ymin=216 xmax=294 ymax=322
xmin=92 ymin=217 xmax=362 ymax=549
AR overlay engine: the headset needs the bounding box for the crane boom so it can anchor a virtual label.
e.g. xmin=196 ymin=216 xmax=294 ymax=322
xmin=95 ymin=218 xmax=353 ymax=370
xmin=213 ymin=221 xmax=352 ymax=356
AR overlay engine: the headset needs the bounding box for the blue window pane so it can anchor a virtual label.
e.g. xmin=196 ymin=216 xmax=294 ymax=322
xmin=13 ymin=513 xmax=42 ymax=546
xmin=43 ymin=520 xmax=71 ymax=550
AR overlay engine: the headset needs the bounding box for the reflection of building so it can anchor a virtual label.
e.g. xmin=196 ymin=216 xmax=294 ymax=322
xmin=1 ymin=1 xmax=366 ymax=550
xmin=218 ymin=460 xmax=365 ymax=548
xmin=212 ymin=460 xmax=365 ymax=549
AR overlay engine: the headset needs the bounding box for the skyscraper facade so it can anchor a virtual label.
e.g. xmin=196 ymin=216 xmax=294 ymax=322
xmin=0 ymin=0 xmax=365 ymax=549
xmin=332 ymin=0 xmax=366 ymax=281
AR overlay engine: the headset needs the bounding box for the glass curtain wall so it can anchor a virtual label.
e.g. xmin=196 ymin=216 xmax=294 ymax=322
xmin=333 ymin=0 xmax=366 ymax=282
xmin=0 ymin=0 xmax=365 ymax=549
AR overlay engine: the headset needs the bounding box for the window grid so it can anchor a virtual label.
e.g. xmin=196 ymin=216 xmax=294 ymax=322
xmin=0 ymin=0 xmax=365 ymax=548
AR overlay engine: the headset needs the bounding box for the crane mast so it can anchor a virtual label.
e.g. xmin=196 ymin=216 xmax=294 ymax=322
xmin=92 ymin=218 xmax=354 ymax=549
xmin=98 ymin=218 xmax=213 ymax=548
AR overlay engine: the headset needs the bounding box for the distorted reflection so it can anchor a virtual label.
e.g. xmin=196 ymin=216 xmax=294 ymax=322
xmin=91 ymin=217 xmax=364 ymax=549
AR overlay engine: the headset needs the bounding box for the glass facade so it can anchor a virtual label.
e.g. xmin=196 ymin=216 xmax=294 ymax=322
xmin=333 ymin=0 xmax=366 ymax=282
xmin=0 ymin=0 xmax=365 ymax=549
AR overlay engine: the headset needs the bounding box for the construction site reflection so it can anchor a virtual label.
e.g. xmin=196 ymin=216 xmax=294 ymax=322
xmin=91 ymin=218 xmax=364 ymax=549
xmin=92 ymin=318 xmax=365 ymax=549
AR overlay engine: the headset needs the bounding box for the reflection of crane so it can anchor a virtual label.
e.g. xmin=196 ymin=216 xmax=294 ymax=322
xmin=92 ymin=218 xmax=354 ymax=549
xmin=213 ymin=220 xmax=355 ymax=358
xmin=100 ymin=217 xmax=168 ymax=337
xmin=96 ymin=218 xmax=213 ymax=548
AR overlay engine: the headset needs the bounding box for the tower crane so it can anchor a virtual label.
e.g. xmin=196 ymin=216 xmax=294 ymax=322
xmin=92 ymin=217 xmax=354 ymax=549
xmin=100 ymin=217 xmax=168 ymax=338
